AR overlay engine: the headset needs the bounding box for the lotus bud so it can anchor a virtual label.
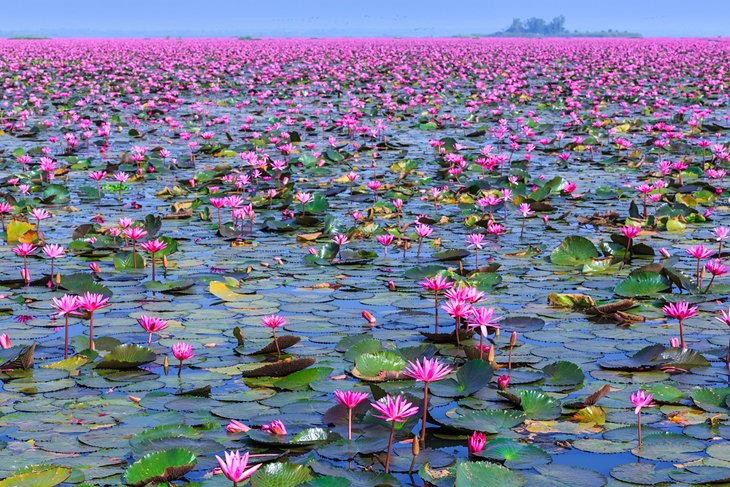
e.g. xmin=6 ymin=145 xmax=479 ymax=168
xmin=362 ymin=310 xmax=376 ymax=324
xmin=412 ymin=435 xmax=420 ymax=456
xmin=487 ymin=346 xmax=495 ymax=363
xmin=510 ymin=331 xmax=517 ymax=347
xmin=55 ymin=272 xmax=61 ymax=285
xmin=163 ymin=355 xmax=169 ymax=375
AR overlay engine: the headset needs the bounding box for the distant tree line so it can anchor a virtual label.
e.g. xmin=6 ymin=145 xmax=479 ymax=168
xmin=480 ymin=15 xmax=641 ymax=38
xmin=506 ymin=16 xmax=567 ymax=36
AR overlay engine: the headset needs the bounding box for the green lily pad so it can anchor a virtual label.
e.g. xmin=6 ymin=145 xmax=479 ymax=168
xmin=477 ymin=438 xmax=551 ymax=469
xmin=524 ymin=464 xmax=606 ymax=487
xmin=353 ymin=352 xmax=406 ymax=378
xmin=274 ymin=367 xmax=333 ymax=390
xmin=429 ymin=359 xmax=492 ymax=398
xmin=614 ymin=271 xmax=671 ymax=297
xmin=632 ymin=433 xmax=706 ymax=461
xmin=691 ymin=387 xmax=730 ymax=413
xmin=123 ymin=448 xmax=197 ymax=486
xmin=251 ymin=462 xmax=313 ymax=487
xmin=669 ymin=466 xmax=730 ymax=484
xmin=113 ymin=251 xmax=146 ymax=270
xmin=499 ymin=389 xmax=561 ymax=420
xmin=454 ymin=461 xmax=526 ymax=487
xmin=247 ymin=427 xmax=332 ymax=446
xmin=610 ymin=462 xmax=672 ymax=485
xmin=550 ymin=236 xmax=600 ymax=266
xmin=95 ymin=344 xmax=156 ymax=370
xmin=0 ymin=465 xmax=71 ymax=487
xmin=443 ymin=409 xmax=525 ymax=433
xmin=543 ymin=361 xmax=584 ymax=387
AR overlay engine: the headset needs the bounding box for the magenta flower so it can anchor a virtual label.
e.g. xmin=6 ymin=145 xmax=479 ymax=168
xmin=334 ymin=390 xmax=369 ymax=440
xmin=704 ymin=259 xmax=727 ymax=294
xmin=215 ymin=450 xmax=261 ymax=486
xmin=77 ymin=292 xmax=110 ymax=351
xmin=686 ymin=244 xmax=715 ymax=288
xmin=0 ymin=334 xmax=11 ymax=349
xmin=225 ymin=420 xmax=250 ymax=433
xmin=466 ymin=307 xmax=503 ymax=359
xmin=140 ymin=238 xmax=167 ymax=281
xmin=663 ymin=300 xmax=698 ymax=349
xmin=405 ymin=357 xmax=452 ymax=445
xmin=442 ymin=298 xmax=473 ymax=346
xmin=172 ymin=342 xmax=194 ymax=377
xmin=137 ymin=315 xmax=168 ymax=345
xmin=419 ymin=274 xmax=452 ymax=333
xmin=468 ymin=431 xmax=487 ymax=456
xmin=497 ymin=375 xmax=510 ymax=390
xmin=414 ymin=223 xmax=432 ymax=258
xmin=371 ymin=394 xmax=419 ymax=473
xmin=260 ymin=420 xmax=287 ymax=435
xmin=376 ymin=234 xmax=394 ymax=257
xmin=631 ymin=389 xmax=654 ymax=448
xmin=466 ymin=233 xmax=485 ymax=268
xmin=261 ymin=314 xmax=286 ymax=356
xmin=51 ymin=294 xmax=82 ymax=358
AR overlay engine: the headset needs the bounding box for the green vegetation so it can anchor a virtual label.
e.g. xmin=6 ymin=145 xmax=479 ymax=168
xmin=484 ymin=16 xmax=641 ymax=38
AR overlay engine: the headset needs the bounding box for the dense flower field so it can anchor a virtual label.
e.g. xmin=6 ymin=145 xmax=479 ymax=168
xmin=0 ymin=37 xmax=729 ymax=486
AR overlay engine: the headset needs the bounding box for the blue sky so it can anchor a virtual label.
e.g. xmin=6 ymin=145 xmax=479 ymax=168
xmin=3 ymin=0 xmax=729 ymax=37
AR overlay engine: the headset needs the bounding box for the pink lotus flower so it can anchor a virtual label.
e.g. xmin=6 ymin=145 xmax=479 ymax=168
xmin=172 ymin=342 xmax=194 ymax=377
xmin=704 ymin=259 xmax=727 ymax=294
xmin=405 ymin=357 xmax=452 ymax=445
xmin=137 ymin=315 xmax=168 ymax=345
xmin=686 ymin=244 xmax=715 ymax=260
xmin=226 ymin=420 xmax=250 ymax=433
xmin=620 ymin=225 xmax=640 ymax=240
xmin=260 ymin=420 xmax=287 ymax=435
xmin=376 ymin=234 xmax=394 ymax=257
xmin=468 ymin=431 xmax=487 ymax=456
xmin=497 ymin=375 xmax=510 ymax=390
xmin=631 ymin=389 xmax=655 ymax=448
xmin=51 ymin=294 xmax=82 ymax=358
xmin=78 ymin=292 xmax=110 ymax=351
xmin=140 ymin=238 xmax=167 ymax=281
xmin=467 ymin=307 xmax=502 ymax=360
xmin=261 ymin=314 xmax=286 ymax=356
xmin=13 ymin=243 xmax=37 ymax=257
xmin=371 ymin=394 xmax=419 ymax=473
xmin=662 ymin=300 xmax=697 ymax=349
xmin=215 ymin=450 xmax=261 ymax=485
xmin=334 ymin=389 xmax=369 ymax=439
xmin=0 ymin=334 xmax=10 ymax=349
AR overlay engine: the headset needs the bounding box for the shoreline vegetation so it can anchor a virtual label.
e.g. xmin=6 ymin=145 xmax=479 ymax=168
xmin=472 ymin=15 xmax=642 ymax=38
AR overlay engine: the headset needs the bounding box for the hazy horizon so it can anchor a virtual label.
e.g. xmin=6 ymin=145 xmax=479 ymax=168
xmin=4 ymin=0 xmax=730 ymax=38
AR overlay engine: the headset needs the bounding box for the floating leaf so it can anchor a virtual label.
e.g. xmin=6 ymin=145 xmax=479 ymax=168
xmin=123 ymin=448 xmax=197 ymax=486
xmin=443 ymin=409 xmax=525 ymax=433
xmin=543 ymin=361 xmax=584 ymax=387
xmin=454 ymin=461 xmax=526 ymax=487
xmin=614 ymin=271 xmax=671 ymax=297
xmin=477 ymin=438 xmax=551 ymax=469
xmin=353 ymin=352 xmax=406 ymax=378
xmin=430 ymin=359 xmax=492 ymax=397
xmin=251 ymin=462 xmax=313 ymax=487
xmin=95 ymin=344 xmax=156 ymax=369
xmin=550 ymin=236 xmax=599 ymax=266
xmin=0 ymin=466 xmax=71 ymax=487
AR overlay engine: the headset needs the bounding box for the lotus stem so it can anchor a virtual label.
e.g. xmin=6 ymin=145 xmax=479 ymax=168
xmin=385 ymin=421 xmax=396 ymax=473
xmin=420 ymin=383 xmax=429 ymax=446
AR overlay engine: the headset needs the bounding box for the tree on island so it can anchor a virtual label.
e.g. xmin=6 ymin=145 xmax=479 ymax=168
xmin=506 ymin=16 xmax=566 ymax=36
xmin=490 ymin=15 xmax=640 ymax=38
